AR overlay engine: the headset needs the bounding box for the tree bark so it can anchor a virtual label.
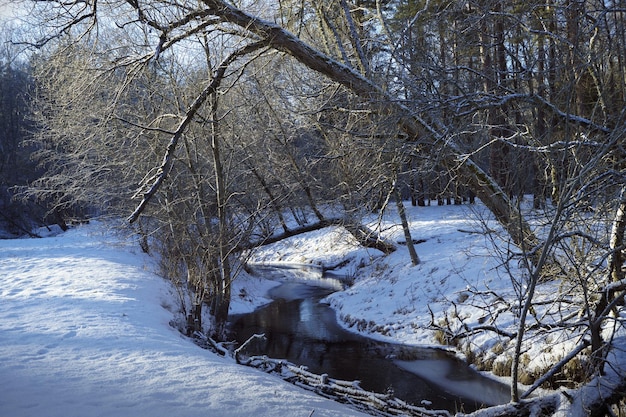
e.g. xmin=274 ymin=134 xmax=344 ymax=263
xmin=208 ymin=90 xmax=231 ymax=335
xmin=608 ymin=186 xmax=626 ymax=284
xmin=590 ymin=185 xmax=626 ymax=369
xmin=394 ymin=182 xmax=420 ymax=265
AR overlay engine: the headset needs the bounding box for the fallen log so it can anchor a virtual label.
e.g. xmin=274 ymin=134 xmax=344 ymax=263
xmin=239 ymin=354 xmax=450 ymax=417
xmin=243 ymin=218 xmax=397 ymax=254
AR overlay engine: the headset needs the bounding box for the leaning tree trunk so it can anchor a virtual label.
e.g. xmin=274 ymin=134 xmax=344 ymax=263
xmin=125 ymin=0 xmax=540 ymax=257
xmin=455 ymin=157 xmax=539 ymax=256
xmin=201 ymin=0 xmax=540 ymax=257
xmin=394 ymin=181 xmax=420 ymax=266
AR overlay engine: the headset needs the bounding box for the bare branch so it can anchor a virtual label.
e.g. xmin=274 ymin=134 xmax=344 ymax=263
xmin=127 ymin=40 xmax=269 ymax=223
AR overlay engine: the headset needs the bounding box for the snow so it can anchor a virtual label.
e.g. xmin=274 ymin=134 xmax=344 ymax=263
xmin=245 ymin=200 xmax=626 ymax=408
xmin=1 ymin=199 xmax=624 ymax=416
xmin=248 ymin=204 xmax=510 ymax=348
xmin=0 ymin=222 xmax=367 ymax=417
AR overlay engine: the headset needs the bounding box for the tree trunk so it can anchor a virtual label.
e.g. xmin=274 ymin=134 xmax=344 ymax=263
xmin=394 ymin=183 xmax=420 ymax=265
xmin=608 ymin=186 xmax=626 ymax=284
xmin=209 ymin=90 xmax=232 ymax=335
xmin=455 ymin=157 xmax=539 ymax=256
xmin=590 ymin=186 xmax=626 ymax=369
xmin=202 ymin=0 xmax=540 ymax=257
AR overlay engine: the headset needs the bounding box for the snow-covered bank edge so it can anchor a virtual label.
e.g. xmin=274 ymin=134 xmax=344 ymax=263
xmin=0 ymin=222 xmax=368 ymax=417
xmin=245 ymin=204 xmax=512 ymax=349
xmin=243 ymin=202 xmax=626 ymax=414
xmin=4 ymin=197 xmax=623 ymax=417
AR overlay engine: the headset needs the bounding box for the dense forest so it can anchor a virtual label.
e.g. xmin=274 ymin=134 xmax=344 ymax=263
xmin=1 ymin=0 xmax=625 ymax=413
xmin=0 ymin=24 xmax=39 ymax=236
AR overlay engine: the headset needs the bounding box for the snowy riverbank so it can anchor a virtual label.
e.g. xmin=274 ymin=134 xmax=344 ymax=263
xmin=242 ymin=200 xmax=626 ymax=405
xmin=0 ymin=223 xmax=368 ymax=417
xmin=2 ymin=200 xmax=624 ymax=416
xmin=245 ymin=203 xmax=516 ymax=350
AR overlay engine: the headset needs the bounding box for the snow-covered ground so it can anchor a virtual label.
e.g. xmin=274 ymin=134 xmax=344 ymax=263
xmin=244 ymin=201 xmax=625 ymax=395
xmin=1 ymin=201 xmax=624 ymax=416
xmin=0 ymin=223 xmax=367 ymax=417
xmin=247 ymin=203 xmax=514 ymax=349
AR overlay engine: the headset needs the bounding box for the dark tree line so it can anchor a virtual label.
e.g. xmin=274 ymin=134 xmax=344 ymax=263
xmin=0 ymin=27 xmax=43 ymax=236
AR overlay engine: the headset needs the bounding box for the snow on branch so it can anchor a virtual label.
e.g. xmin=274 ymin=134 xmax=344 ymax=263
xmin=531 ymin=94 xmax=611 ymax=134
xmin=238 ymin=355 xmax=450 ymax=417
xmin=605 ymin=279 xmax=626 ymax=294
xmin=454 ymin=92 xmax=612 ymax=135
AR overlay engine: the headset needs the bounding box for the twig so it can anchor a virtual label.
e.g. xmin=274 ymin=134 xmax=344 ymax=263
xmin=241 ymin=355 xmax=450 ymax=417
xmin=520 ymin=339 xmax=590 ymax=399
xmin=234 ymin=333 xmax=265 ymax=364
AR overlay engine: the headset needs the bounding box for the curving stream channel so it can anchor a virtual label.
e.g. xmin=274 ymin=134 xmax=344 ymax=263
xmin=228 ymin=265 xmax=511 ymax=414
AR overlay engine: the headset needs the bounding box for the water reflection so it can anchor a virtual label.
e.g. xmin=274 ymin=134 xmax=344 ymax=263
xmin=395 ymin=359 xmax=512 ymax=407
xmin=228 ymin=277 xmax=511 ymax=413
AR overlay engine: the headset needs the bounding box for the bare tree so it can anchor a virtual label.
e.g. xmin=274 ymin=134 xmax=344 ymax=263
xmin=18 ymin=1 xmax=626 ymax=413
xmin=14 ymin=0 xmax=535 ymax=251
xmin=25 ymin=43 xmax=155 ymax=225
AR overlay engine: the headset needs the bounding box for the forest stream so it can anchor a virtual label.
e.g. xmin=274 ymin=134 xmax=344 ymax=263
xmin=227 ymin=265 xmax=512 ymax=414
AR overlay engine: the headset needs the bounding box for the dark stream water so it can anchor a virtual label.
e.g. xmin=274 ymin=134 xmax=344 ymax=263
xmin=228 ymin=265 xmax=511 ymax=414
